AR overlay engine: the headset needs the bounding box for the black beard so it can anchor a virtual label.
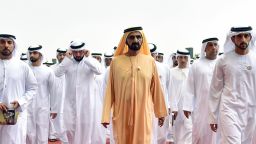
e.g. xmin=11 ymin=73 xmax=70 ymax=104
xmin=58 ymin=58 xmax=64 ymax=63
xmin=30 ymin=57 xmax=39 ymax=62
xmin=74 ymin=56 xmax=84 ymax=62
xmin=128 ymin=43 xmax=141 ymax=51
xmin=1 ymin=49 xmax=12 ymax=56
xmin=236 ymin=42 xmax=248 ymax=50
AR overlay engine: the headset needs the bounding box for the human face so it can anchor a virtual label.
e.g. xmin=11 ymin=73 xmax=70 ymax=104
xmin=205 ymin=42 xmax=219 ymax=60
xmin=57 ymin=53 xmax=66 ymax=63
xmin=29 ymin=51 xmax=41 ymax=63
xmin=231 ymin=33 xmax=251 ymax=50
xmin=104 ymin=57 xmax=112 ymax=67
xmin=172 ymin=55 xmax=178 ymax=67
xmin=0 ymin=38 xmax=14 ymax=58
xmin=72 ymin=50 xmax=85 ymax=62
xmin=177 ymin=55 xmax=188 ymax=68
xmin=126 ymin=31 xmax=143 ymax=51
xmin=151 ymin=53 xmax=157 ymax=60
xmin=92 ymin=55 xmax=102 ymax=63
xmin=156 ymin=55 xmax=163 ymax=63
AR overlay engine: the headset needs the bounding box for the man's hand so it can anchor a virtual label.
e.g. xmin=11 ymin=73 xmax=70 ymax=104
xmin=210 ymin=124 xmax=218 ymax=132
xmin=84 ymin=50 xmax=90 ymax=57
xmin=10 ymin=101 xmax=20 ymax=109
xmin=0 ymin=103 xmax=7 ymax=112
xmin=50 ymin=113 xmax=57 ymax=119
xmin=183 ymin=110 xmax=191 ymax=119
xmin=102 ymin=122 xmax=109 ymax=128
xmin=168 ymin=108 xmax=171 ymax=115
xmin=66 ymin=50 xmax=73 ymax=58
xmin=158 ymin=117 xmax=165 ymax=127
xmin=172 ymin=111 xmax=178 ymax=120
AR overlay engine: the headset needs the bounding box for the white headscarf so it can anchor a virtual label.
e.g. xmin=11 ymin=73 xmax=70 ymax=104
xmin=176 ymin=49 xmax=190 ymax=67
xmin=91 ymin=52 xmax=103 ymax=62
xmin=56 ymin=48 xmax=67 ymax=56
xmin=200 ymin=37 xmax=219 ymax=58
xmin=27 ymin=45 xmax=45 ymax=64
xmin=166 ymin=52 xmax=176 ymax=68
xmin=224 ymin=26 xmax=256 ymax=53
xmin=148 ymin=43 xmax=157 ymax=53
xmin=20 ymin=53 xmax=27 ymax=60
xmin=69 ymin=40 xmax=88 ymax=51
xmin=104 ymin=51 xmax=114 ymax=58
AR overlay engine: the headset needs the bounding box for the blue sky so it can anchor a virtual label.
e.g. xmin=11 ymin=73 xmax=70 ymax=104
xmin=1 ymin=0 xmax=256 ymax=61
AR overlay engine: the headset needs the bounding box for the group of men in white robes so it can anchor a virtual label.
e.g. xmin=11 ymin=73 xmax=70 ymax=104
xmin=1 ymin=25 xmax=256 ymax=144
xmin=146 ymin=26 xmax=256 ymax=144
xmin=0 ymin=34 xmax=111 ymax=144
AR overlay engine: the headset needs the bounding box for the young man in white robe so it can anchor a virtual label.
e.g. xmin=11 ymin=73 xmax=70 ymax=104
xmin=91 ymin=52 xmax=107 ymax=143
xmin=48 ymin=48 xmax=67 ymax=142
xmin=0 ymin=34 xmax=37 ymax=144
xmin=150 ymin=43 xmax=171 ymax=144
xmin=102 ymin=51 xmax=114 ymax=144
xmin=54 ymin=41 xmax=104 ymax=144
xmin=26 ymin=45 xmax=57 ymax=144
xmin=209 ymin=26 xmax=256 ymax=143
xmin=168 ymin=49 xmax=192 ymax=144
xmin=183 ymin=37 xmax=219 ymax=144
xmin=91 ymin=52 xmax=105 ymax=102
xmin=102 ymin=51 xmax=114 ymax=96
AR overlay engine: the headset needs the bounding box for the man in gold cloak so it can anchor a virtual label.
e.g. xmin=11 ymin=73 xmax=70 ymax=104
xmin=102 ymin=26 xmax=167 ymax=144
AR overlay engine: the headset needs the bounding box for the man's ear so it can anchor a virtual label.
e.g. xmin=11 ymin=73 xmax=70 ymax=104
xmin=231 ymin=36 xmax=235 ymax=43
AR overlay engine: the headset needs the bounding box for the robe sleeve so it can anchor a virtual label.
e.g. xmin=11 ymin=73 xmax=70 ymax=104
xmin=83 ymin=56 xmax=103 ymax=75
xmin=183 ymin=65 xmax=196 ymax=112
xmin=49 ymin=69 xmax=58 ymax=113
xmin=168 ymin=72 xmax=178 ymax=112
xmin=101 ymin=62 xmax=114 ymax=123
xmin=54 ymin=57 xmax=72 ymax=77
xmin=17 ymin=65 xmax=37 ymax=112
xmin=102 ymin=67 xmax=110 ymax=98
xmin=208 ymin=58 xmax=224 ymax=124
xmin=151 ymin=61 xmax=167 ymax=118
xmin=165 ymin=67 xmax=171 ymax=109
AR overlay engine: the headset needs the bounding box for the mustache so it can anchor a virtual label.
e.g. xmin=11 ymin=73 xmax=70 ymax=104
xmin=240 ymin=42 xmax=248 ymax=46
xmin=30 ymin=57 xmax=39 ymax=62
xmin=239 ymin=42 xmax=248 ymax=48
xmin=131 ymin=42 xmax=139 ymax=46
xmin=3 ymin=48 xmax=10 ymax=51
xmin=74 ymin=56 xmax=84 ymax=62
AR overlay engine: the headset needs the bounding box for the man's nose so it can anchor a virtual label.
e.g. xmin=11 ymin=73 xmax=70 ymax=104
xmin=239 ymin=34 xmax=249 ymax=42
xmin=3 ymin=42 xmax=9 ymax=47
xmin=133 ymin=37 xmax=139 ymax=42
xmin=213 ymin=45 xmax=218 ymax=49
